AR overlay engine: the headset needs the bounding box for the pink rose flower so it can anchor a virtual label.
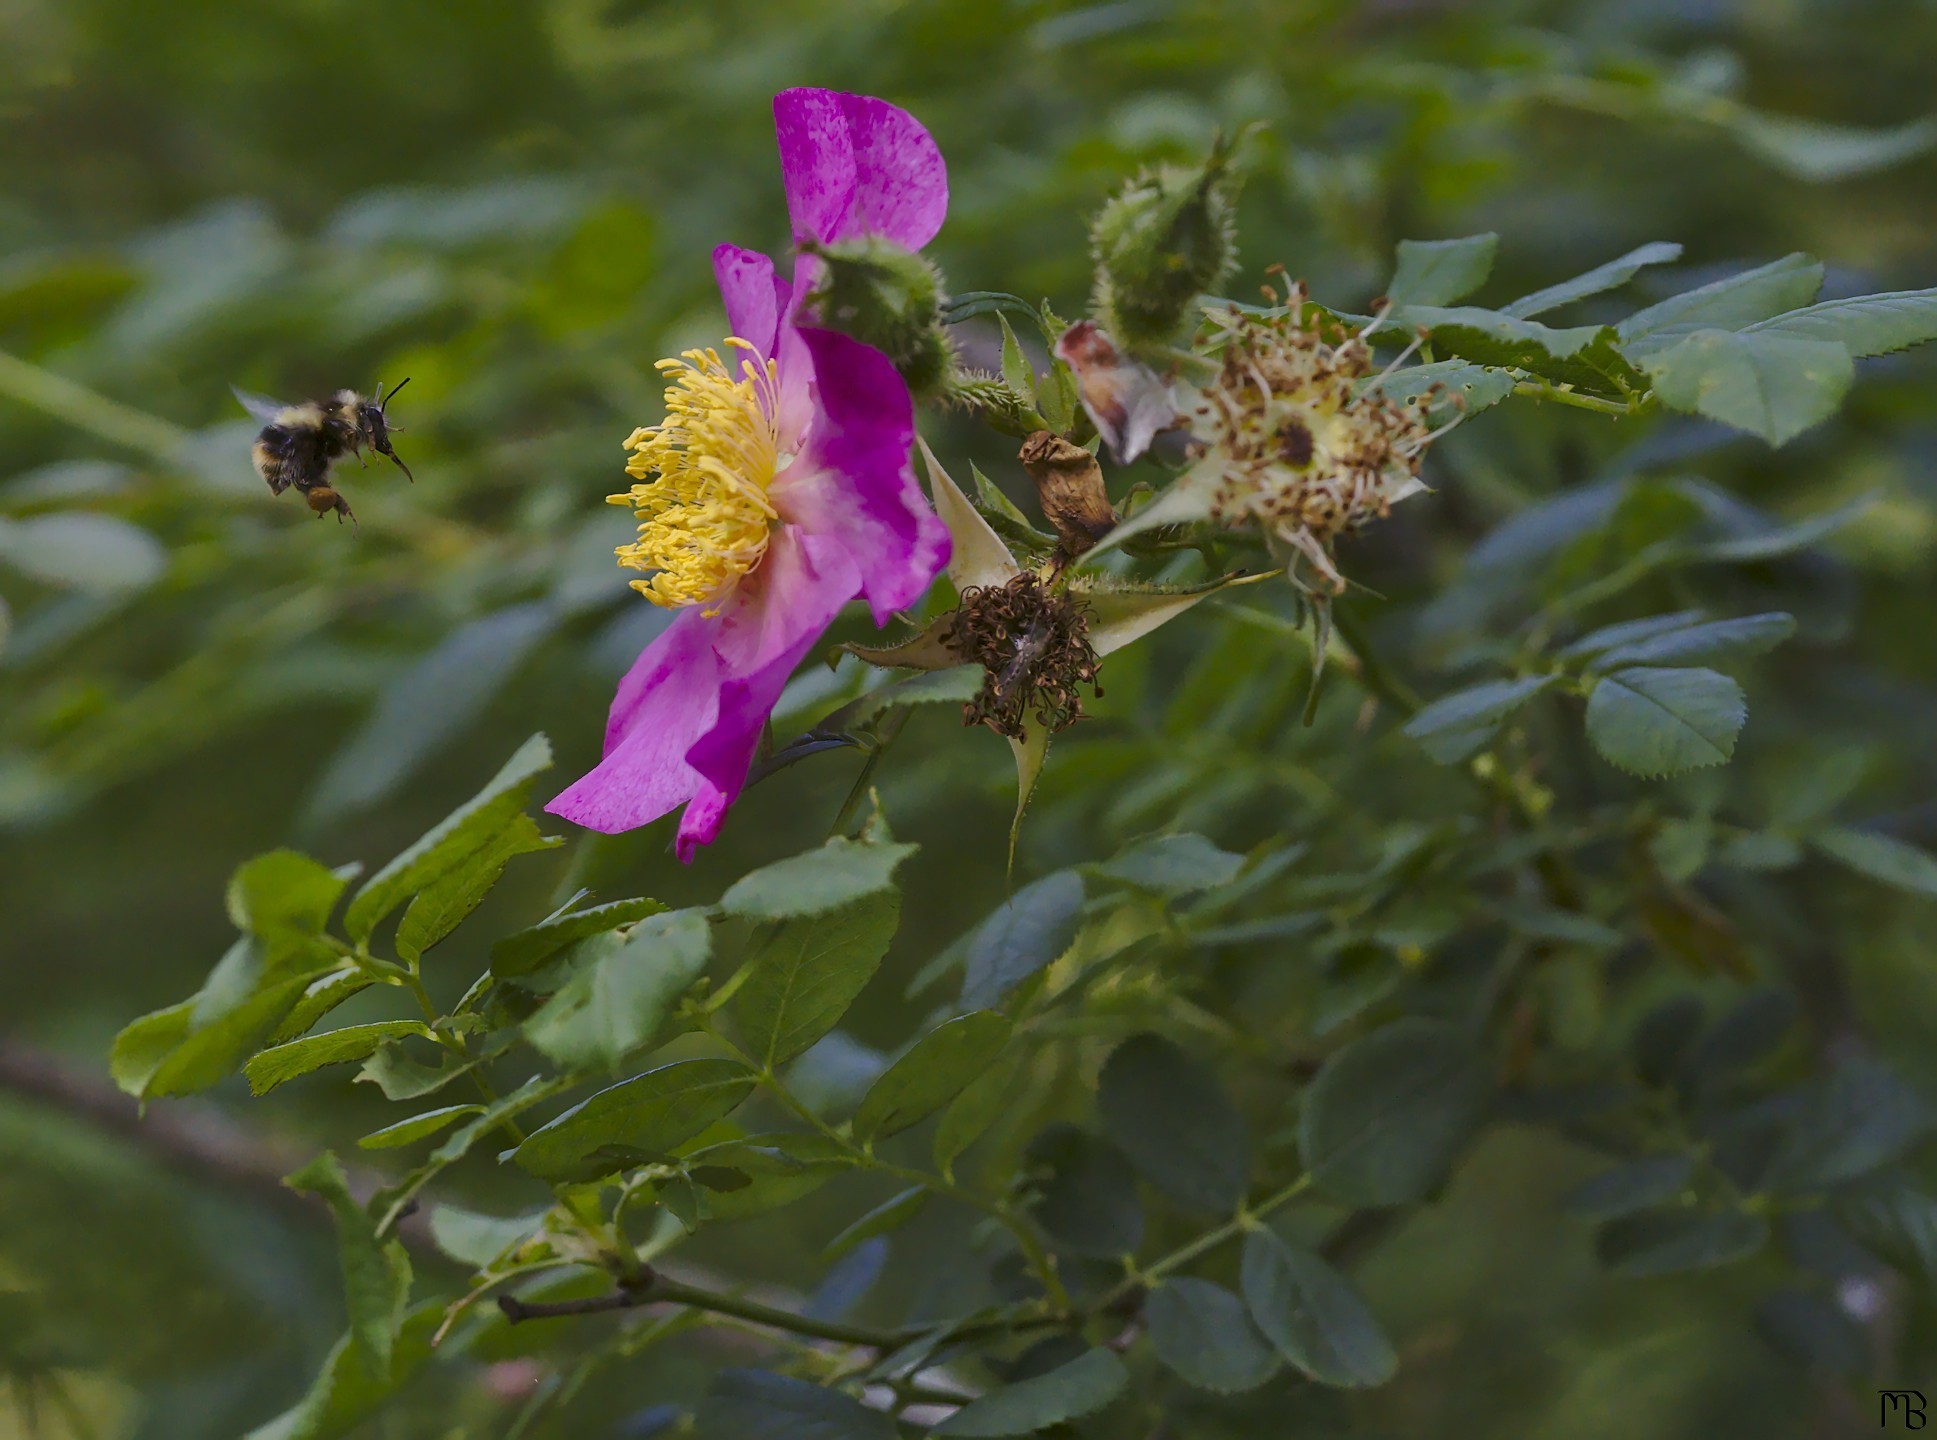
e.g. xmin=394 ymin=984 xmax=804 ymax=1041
xmin=547 ymin=90 xmax=952 ymax=858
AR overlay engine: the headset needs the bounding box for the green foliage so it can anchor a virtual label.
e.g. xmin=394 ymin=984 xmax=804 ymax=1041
xmin=1297 ymin=1019 xmax=1492 ymax=1206
xmin=1239 ymin=1229 xmax=1397 ymax=1388
xmin=933 ymin=1348 xmax=1129 ymax=1436
xmin=1585 ymin=666 xmax=1747 ymax=776
xmin=511 ymin=1059 xmax=758 ymax=1183
xmin=1146 ymin=1277 xmax=1280 ymax=1393
xmin=1097 ymin=1033 xmax=1249 ymax=1214
xmin=18 ymin=6 xmax=1937 ymax=1437
xmin=733 ymin=890 xmax=901 ymax=1069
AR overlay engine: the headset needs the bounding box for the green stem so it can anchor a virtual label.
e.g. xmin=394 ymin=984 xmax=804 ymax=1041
xmin=1093 ymin=1174 xmax=1313 ymax=1314
xmin=1328 ymin=602 xmax=1421 ymax=717
xmin=876 ymin=1160 xmax=1072 ymax=1313
xmin=500 ymin=1275 xmax=910 ymax=1350
xmin=714 ymin=1022 xmax=1074 ymax=1314
xmin=0 ymin=348 xmax=192 ymax=458
xmin=1511 ymin=379 xmax=1639 ymax=417
xmin=401 ymin=962 xmax=527 ymax=1145
xmin=828 ymin=707 xmax=911 ymax=838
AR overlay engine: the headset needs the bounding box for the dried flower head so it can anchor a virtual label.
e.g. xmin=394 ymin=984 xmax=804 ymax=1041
xmin=1185 ymin=278 xmax=1454 ymax=591
xmin=948 ymin=572 xmax=1102 ymax=739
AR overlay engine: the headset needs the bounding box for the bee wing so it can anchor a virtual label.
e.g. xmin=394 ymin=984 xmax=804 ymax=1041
xmin=232 ymin=386 xmax=289 ymax=425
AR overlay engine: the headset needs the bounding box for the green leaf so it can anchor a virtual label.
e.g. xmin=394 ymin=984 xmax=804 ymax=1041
xmin=307 ymin=603 xmax=560 ymax=826
xmin=735 ymin=890 xmax=900 ymax=1070
xmin=1385 ymin=234 xmax=1498 ymax=308
xmin=1585 ymin=667 xmax=1746 ymax=777
xmin=272 ymin=968 xmax=377 ymax=1045
xmin=1561 ymin=1156 xmax=1696 ymax=1220
xmin=1402 ymin=675 xmax=1557 ymax=764
xmin=1094 ymin=833 xmax=1245 ymax=895
xmin=357 ymin=1104 xmax=484 ymax=1150
xmin=109 ymin=1000 xmax=194 ymax=1097
xmin=997 ymin=312 xmax=1038 ymax=412
xmin=1501 ymin=242 xmax=1684 ymax=319
xmin=247 ymin=1021 xmax=434 ymax=1096
xmin=1396 ymin=306 xmax=1635 ymax=391
xmin=342 ymin=733 xmax=553 ymax=945
xmin=490 ymin=895 xmax=668 ymax=978
xmin=1146 ymin=1277 xmax=1281 ymax=1393
xmin=719 ymin=836 xmax=917 ymax=922
xmin=1240 ymin=1229 xmax=1396 ymax=1388
xmin=523 ymin=908 xmax=712 ymax=1069
xmin=1298 ymin=1017 xmax=1492 ymax=1205
xmin=697 ymin=1369 xmax=894 ymax=1440
xmin=1361 ymin=359 xmax=1514 ymax=417
xmin=244 ymin=1306 xmax=439 ymax=1440
xmin=1098 ymin=1033 xmax=1249 ymax=1214
xmin=0 ymin=512 xmax=166 ymax=592
xmin=1644 ymin=328 xmax=1853 ymax=444
xmin=934 ymin=1348 xmax=1129 ymax=1436
xmin=1745 ymin=286 xmax=1937 ymax=357
xmin=226 ymin=850 xmax=353 ymax=952
xmin=371 ymin=1075 xmax=564 ymax=1227
xmin=852 ymin=1012 xmax=1012 ymax=1142
xmin=142 ymin=969 xmax=330 ymax=1099
xmin=821 ymin=1185 xmax=929 ymax=1261
xmin=1558 ymin=610 xmax=1708 ymax=661
xmin=512 ymin=1058 xmax=758 ymax=1183
xmin=1836 ymin=1181 xmax=1937 ymax=1293
xmin=285 ymin=1152 xmax=411 ymax=1372
xmin=1079 ymin=570 xmax=1274 ymax=657
xmin=1812 ymin=828 xmax=1937 ymax=899
xmin=1618 ymin=253 xmax=1824 ymax=354
xmin=1696 ymin=496 xmax=1871 ymax=563
xmin=394 ymin=811 xmax=558 ymax=963
xmin=1730 ymin=111 xmax=1937 ymax=182
xmin=428 ymin=1205 xmax=541 ymax=1269
xmin=1595 ymin=1209 xmax=1768 ymax=1277
xmin=1027 ymin=1124 xmax=1143 ymax=1258
xmin=934 ymin=1049 xmax=1029 ymax=1175
xmin=1588 ymin=612 xmax=1795 ymax=670
xmin=1765 ymin=1059 xmax=1930 ymax=1192
xmin=356 ymin=1041 xmax=475 ymax=1101
xmin=959 ymin=871 xmax=1085 ymax=1011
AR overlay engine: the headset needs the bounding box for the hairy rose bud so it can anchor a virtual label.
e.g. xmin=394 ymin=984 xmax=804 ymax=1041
xmin=1089 ymin=131 xmax=1243 ymax=353
xmin=801 ymin=236 xmax=955 ymax=396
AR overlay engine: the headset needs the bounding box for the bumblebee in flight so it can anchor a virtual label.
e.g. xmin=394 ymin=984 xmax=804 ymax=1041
xmin=237 ymin=379 xmax=414 ymax=530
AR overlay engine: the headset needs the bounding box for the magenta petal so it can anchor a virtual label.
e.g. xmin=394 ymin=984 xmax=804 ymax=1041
xmin=712 ymin=243 xmax=788 ymax=359
xmin=675 ymin=529 xmax=862 ymax=859
xmin=772 ymin=326 xmax=950 ymax=624
xmin=546 ymin=611 xmax=721 ymax=835
xmin=774 ymin=88 xmax=948 ymax=250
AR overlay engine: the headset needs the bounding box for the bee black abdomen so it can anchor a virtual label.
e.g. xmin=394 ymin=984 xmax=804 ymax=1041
xmin=251 ymin=423 xmax=341 ymax=497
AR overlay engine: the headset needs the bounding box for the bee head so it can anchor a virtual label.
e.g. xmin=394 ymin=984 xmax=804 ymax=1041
xmin=360 ymin=378 xmax=414 ymax=482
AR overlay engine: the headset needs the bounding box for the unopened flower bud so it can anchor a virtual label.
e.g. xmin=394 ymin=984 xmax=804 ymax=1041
xmin=1089 ymin=132 xmax=1243 ymax=353
xmin=801 ymin=236 xmax=954 ymax=396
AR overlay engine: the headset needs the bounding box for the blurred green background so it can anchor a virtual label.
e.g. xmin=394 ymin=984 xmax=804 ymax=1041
xmin=3 ymin=0 xmax=1935 ymax=1435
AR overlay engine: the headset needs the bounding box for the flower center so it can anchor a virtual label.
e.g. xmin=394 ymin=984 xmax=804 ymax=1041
xmin=1186 ymin=284 xmax=1446 ymax=591
xmin=610 ymin=340 xmax=782 ymax=613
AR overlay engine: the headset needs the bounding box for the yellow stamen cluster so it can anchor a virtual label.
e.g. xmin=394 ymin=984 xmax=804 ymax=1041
xmin=611 ymin=340 xmax=781 ymax=612
xmin=1188 ymin=282 xmax=1442 ymax=592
